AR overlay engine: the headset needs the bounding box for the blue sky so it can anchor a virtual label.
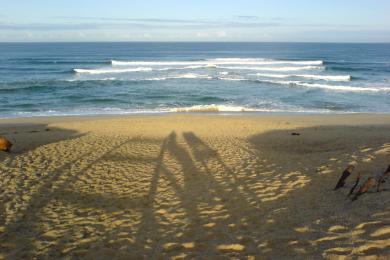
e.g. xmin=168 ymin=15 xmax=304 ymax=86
xmin=1 ymin=0 xmax=389 ymax=42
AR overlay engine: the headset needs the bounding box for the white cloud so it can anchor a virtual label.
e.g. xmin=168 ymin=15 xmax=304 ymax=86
xmin=216 ymin=31 xmax=227 ymax=38
xmin=196 ymin=32 xmax=209 ymax=38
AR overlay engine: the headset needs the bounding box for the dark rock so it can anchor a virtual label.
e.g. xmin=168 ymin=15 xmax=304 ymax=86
xmin=0 ymin=137 xmax=12 ymax=152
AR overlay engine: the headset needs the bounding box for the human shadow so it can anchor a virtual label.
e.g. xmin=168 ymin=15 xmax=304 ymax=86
xmin=183 ymin=132 xmax=264 ymax=208
xmin=130 ymin=131 xmax=271 ymax=258
xmin=0 ymin=123 xmax=86 ymax=205
xmin=1 ymin=123 xmax=85 ymax=233
xmin=0 ymin=132 xmax=135 ymax=258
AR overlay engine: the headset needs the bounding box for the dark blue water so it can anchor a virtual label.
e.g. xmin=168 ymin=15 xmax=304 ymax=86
xmin=0 ymin=42 xmax=390 ymax=117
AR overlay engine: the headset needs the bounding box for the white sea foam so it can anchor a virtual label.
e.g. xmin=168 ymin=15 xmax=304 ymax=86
xmin=144 ymin=73 xmax=212 ymax=81
xmin=250 ymin=73 xmax=289 ymax=78
xmin=145 ymin=77 xmax=167 ymax=81
xmin=111 ymin=58 xmax=323 ymax=66
xmin=184 ymin=64 xmax=218 ymax=69
xmin=211 ymin=58 xmax=324 ymax=65
xmin=218 ymin=77 xmax=247 ymax=81
xmin=65 ymin=77 xmax=117 ymax=82
xmin=78 ymin=58 xmax=324 ymax=76
xmin=219 ymin=66 xmax=321 ymax=72
xmin=3 ymin=105 xmax=333 ymax=119
xmin=297 ymin=74 xmax=351 ymax=81
xmin=252 ymin=73 xmax=351 ymax=81
xmin=262 ymin=80 xmax=389 ymax=92
xmin=73 ymin=67 xmax=153 ymax=74
xmin=295 ymin=82 xmax=388 ymax=92
xmin=154 ymin=65 xmax=216 ymax=71
xmin=173 ymin=73 xmax=212 ymax=79
xmin=171 ymin=104 xmax=331 ymax=113
xmin=173 ymin=105 xmax=250 ymax=112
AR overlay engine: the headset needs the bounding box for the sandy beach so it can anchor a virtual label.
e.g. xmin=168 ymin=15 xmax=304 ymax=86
xmin=1 ymin=114 xmax=390 ymax=259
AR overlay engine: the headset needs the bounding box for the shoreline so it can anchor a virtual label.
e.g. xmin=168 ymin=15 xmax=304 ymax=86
xmin=2 ymin=111 xmax=390 ymax=123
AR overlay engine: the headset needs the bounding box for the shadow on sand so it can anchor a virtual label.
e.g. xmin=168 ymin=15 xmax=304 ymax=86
xmin=1 ymin=124 xmax=390 ymax=259
xmin=0 ymin=123 xmax=85 ymax=156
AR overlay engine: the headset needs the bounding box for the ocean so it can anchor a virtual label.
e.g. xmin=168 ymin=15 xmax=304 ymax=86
xmin=0 ymin=42 xmax=389 ymax=118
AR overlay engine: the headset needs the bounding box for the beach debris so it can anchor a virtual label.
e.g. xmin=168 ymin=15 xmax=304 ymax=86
xmin=0 ymin=136 xmax=12 ymax=152
xmin=376 ymin=164 xmax=390 ymax=192
xmin=348 ymin=172 xmax=362 ymax=196
xmin=334 ymin=164 xmax=355 ymax=190
xmin=352 ymin=177 xmax=376 ymax=201
xmin=291 ymin=132 xmax=301 ymax=136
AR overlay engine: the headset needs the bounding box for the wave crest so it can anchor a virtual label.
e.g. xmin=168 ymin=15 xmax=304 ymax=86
xmin=251 ymin=73 xmax=351 ymax=81
xmin=111 ymin=58 xmax=324 ymax=66
xmin=219 ymin=66 xmax=321 ymax=72
xmin=259 ymin=80 xmax=389 ymax=92
xmin=173 ymin=105 xmax=249 ymax=112
xmin=73 ymin=67 xmax=152 ymax=74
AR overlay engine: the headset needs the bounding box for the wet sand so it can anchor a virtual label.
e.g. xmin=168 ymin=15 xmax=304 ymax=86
xmin=1 ymin=114 xmax=390 ymax=259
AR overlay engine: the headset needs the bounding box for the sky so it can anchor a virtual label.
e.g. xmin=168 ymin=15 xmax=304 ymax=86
xmin=0 ymin=0 xmax=389 ymax=42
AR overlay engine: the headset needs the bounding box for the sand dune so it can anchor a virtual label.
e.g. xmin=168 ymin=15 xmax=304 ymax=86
xmin=1 ymin=114 xmax=390 ymax=259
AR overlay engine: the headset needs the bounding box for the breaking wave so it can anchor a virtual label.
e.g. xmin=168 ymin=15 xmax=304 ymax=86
xmin=145 ymin=73 xmax=212 ymax=81
xmin=251 ymin=73 xmax=351 ymax=81
xmin=73 ymin=67 xmax=153 ymax=74
xmin=171 ymin=104 xmax=331 ymax=113
xmin=258 ymin=80 xmax=390 ymax=92
xmin=219 ymin=66 xmax=322 ymax=72
xmin=111 ymin=58 xmax=324 ymax=66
